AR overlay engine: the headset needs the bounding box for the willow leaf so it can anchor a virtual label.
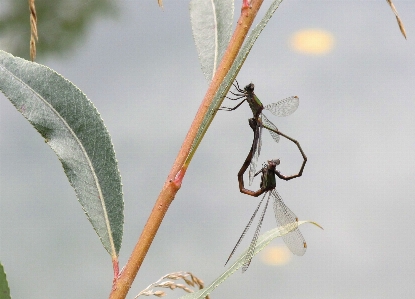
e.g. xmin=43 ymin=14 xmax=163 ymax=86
xmin=189 ymin=0 xmax=284 ymax=157
xmin=179 ymin=220 xmax=323 ymax=299
xmin=190 ymin=0 xmax=234 ymax=81
xmin=0 ymin=50 xmax=124 ymax=257
xmin=0 ymin=262 xmax=11 ymax=299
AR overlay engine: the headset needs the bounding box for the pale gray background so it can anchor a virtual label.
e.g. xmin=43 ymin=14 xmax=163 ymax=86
xmin=1 ymin=1 xmax=415 ymax=298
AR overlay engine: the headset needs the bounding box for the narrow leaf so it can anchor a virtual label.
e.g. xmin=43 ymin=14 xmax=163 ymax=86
xmin=189 ymin=0 xmax=284 ymax=157
xmin=0 ymin=51 xmax=124 ymax=257
xmin=179 ymin=221 xmax=323 ymax=299
xmin=0 ymin=262 xmax=11 ymax=299
xmin=386 ymin=0 xmax=407 ymax=39
xmin=190 ymin=0 xmax=234 ymax=81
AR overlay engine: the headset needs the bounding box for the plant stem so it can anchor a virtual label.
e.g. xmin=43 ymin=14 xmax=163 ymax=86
xmin=109 ymin=2 xmax=264 ymax=299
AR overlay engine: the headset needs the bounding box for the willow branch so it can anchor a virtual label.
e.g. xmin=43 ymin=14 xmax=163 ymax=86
xmin=109 ymin=2 xmax=264 ymax=299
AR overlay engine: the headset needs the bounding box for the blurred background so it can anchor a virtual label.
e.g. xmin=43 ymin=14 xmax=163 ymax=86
xmin=1 ymin=0 xmax=415 ymax=298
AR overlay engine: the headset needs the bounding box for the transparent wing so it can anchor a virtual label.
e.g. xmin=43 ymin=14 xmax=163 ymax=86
xmin=261 ymin=113 xmax=280 ymax=143
xmin=257 ymin=114 xmax=263 ymax=155
xmin=249 ymin=143 xmax=259 ymax=186
xmin=242 ymin=193 xmax=270 ymax=272
xmin=249 ymin=116 xmax=262 ymax=186
xmin=225 ymin=194 xmax=265 ymax=266
xmin=264 ymin=96 xmax=299 ymax=117
xmin=271 ymin=189 xmax=306 ymax=256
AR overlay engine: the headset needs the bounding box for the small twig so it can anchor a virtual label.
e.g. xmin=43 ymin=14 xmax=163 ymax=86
xmin=29 ymin=0 xmax=38 ymax=61
xmin=386 ymin=0 xmax=407 ymax=39
xmin=135 ymin=271 xmax=209 ymax=299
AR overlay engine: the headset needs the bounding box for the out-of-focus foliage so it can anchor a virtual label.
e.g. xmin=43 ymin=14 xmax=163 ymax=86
xmin=0 ymin=0 xmax=117 ymax=60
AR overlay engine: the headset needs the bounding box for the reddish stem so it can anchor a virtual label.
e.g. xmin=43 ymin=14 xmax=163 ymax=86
xmin=112 ymin=258 xmax=120 ymax=288
xmin=109 ymin=2 xmax=264 ymax=299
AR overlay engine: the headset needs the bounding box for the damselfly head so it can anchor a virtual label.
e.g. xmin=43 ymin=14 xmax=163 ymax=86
xmin=244 ymin=83 xmax=254 ymax=93
xmin=268 ymin=159 xmax=280 ymax=168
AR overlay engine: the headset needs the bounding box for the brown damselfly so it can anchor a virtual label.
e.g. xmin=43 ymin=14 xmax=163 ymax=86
xmin=225 ymin=122 xmax=307 ymax=272
xmin=220 ymin=81 xmax=300 ymax=186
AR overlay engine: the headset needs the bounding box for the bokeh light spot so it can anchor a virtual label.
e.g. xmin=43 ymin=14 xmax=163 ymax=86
xmin=260 ymin=245 xmax=292 ymax=266
xmin=290 ymin=29 xmax=334 ymax=55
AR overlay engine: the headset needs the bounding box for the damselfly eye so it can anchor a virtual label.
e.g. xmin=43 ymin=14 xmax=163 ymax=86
xmin=268 ymin=159 xmax=280 ymax=167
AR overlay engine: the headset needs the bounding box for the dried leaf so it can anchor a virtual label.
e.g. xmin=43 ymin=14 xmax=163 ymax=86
xmin=386 ymin=0 xmax=407 ymax=39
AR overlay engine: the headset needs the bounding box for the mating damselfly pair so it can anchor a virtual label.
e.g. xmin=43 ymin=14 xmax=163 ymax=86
xmin=220 ymin=81 xmax=308 ymax=272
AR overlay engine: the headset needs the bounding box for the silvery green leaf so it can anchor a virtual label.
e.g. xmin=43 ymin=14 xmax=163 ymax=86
xmin=190 ymin=0 xmax=284 ymax=157
xmin=0 ymin=262 xmax=11 ymax=299
xmin=190 ymin=0 xmax=234 ymax=81
xmin=0 ymin=50 xmax=124 ymax=257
